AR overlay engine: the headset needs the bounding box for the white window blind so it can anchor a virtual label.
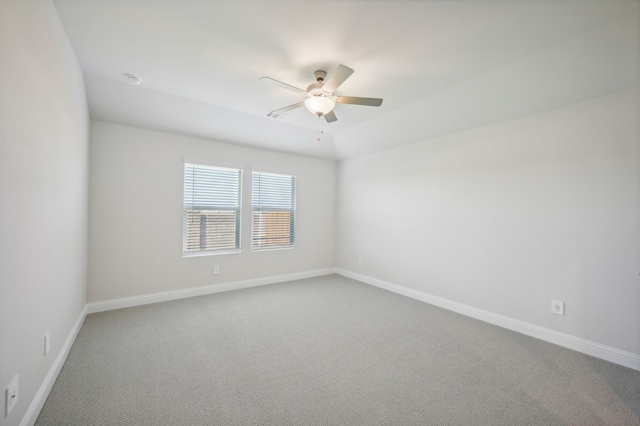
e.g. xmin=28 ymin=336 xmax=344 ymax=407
xmin=252 ymin=171 xmax=296 ymax=250
xmin=183 ymin=163 xmax=242 ymax=255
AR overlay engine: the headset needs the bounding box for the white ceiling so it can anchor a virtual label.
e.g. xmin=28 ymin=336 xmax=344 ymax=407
xmin=53 ymin=0 xmax=638 ymax=160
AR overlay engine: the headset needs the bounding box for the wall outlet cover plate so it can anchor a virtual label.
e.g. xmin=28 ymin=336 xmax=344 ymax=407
xmin=551 ymin=300 xmax=564 ymax=316
xmin=45 ymin=331 xmax=51 ymax=356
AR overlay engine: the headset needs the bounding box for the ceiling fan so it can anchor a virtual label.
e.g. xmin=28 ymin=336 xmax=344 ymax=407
xmin=261 ymin=64 xmax=383 ymax=123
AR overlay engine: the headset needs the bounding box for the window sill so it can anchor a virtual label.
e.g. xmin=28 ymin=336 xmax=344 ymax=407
xmin=251 ymin=245 xmax=295 ymax=253
xmin=183 ymin=249 xmax=241 ymax=258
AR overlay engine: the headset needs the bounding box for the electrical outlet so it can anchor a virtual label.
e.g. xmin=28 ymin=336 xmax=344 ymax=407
xmin=358 ymin=258 xmax=363 ymax=266
xmin=44 ymin=331 xmax=50 ymax=356
xmin=213 ymin=265 xmax=220 ymax=275
xmin=551 ymin=300 xmax=564 ymax=316
xmin=5 ymin=375 xmax=19 ymax=417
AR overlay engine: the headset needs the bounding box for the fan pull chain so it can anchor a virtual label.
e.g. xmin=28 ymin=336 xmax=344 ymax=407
xmin=317 ymin=117 xmax=324 ymax=142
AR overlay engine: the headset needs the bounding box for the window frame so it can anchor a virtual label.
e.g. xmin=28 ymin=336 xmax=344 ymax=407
xmin=251 ymin=170 xmax=297 ymax=252
xmin=182 ymin=162 xmax=243 ymax=257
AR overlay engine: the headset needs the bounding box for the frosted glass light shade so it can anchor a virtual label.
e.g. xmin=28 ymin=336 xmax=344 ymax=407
xmin=304 ymin=96 xmax=335 ymax=116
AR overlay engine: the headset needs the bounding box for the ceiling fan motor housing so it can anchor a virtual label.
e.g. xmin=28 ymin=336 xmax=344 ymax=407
xmin=306 ymin=82 xmax=326 ymax=96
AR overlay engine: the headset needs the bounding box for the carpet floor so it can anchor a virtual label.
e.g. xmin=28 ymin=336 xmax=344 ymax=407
xmin=36 ymin=274 xmax=640 ymax=425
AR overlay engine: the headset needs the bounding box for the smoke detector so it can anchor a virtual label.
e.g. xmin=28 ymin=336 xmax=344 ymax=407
xmin=124 ymin=73 xmax=142 ymax=85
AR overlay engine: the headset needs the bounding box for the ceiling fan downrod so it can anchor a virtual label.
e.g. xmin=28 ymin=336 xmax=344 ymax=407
xmin=313 ymin=70 xmax=327 ymax=83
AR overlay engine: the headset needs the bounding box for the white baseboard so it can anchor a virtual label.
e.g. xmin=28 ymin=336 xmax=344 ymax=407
xmin=336 ymin=268 xmax=640 ymax=371
xmin=22 ymin=269 xmax=334 ymax=425
xmin=21 ymin=305 xmax=87 ymax=426
xmin=87 ymin=268 xmax=336 ymax=314
xmin=22 ymin=266 xmax=638 ymax=426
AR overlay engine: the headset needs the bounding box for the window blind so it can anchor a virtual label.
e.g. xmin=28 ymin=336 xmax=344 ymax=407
xmin=183 ymin=163 xmax=242 ymax=255
xmin=252 ymin=171 xmax=296 ymax=250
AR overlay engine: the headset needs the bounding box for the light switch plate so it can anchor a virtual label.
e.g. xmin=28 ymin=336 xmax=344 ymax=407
xmin=5 ymin=375 xmax=19 ymax=417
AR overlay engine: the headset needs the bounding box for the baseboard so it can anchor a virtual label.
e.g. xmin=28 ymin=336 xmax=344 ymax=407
xmin=21 ymin=269 xmax=334 ymax=424
xmin=336 ymin=268 xmax=640 ymax=372
xmin=24 ymin=267 xmax=637 ymax=426
xmin=21 ymin=305 xmax=87 ymax=426
xmin=87 ymin=268 xmax=336 ymax=314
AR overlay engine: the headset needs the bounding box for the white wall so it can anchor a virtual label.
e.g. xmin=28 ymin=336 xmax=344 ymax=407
xmin=88 ymin=121 xmax=336 ymax=303
xmin=0 ymin=2 xmax=89 ymax=425
xmin=336 ymin=88 xmax=639 ymax=356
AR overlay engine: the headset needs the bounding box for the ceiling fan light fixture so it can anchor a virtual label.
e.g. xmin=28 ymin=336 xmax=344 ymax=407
xmin=304 ymin=96 xmax=335 ymax=117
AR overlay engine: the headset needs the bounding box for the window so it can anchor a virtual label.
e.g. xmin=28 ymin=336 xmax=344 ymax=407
xmin=183 ymin=163 xmax=242 ymax=256
xmin=252 ymin=171 xmax=296 ymax=250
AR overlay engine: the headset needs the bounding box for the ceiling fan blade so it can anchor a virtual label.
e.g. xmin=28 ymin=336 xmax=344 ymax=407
xmin=324 ymin=110 xmax=338 ymax=123
xmin=336 ymin=96 xmax=383 ymax=107
xmin=322 ymin=65 xmax=354 ymax=93
xmin=260 ymin=77 xmax=307 ymax=95
xmin=271 ymin=101 xmax=305 ymax=114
